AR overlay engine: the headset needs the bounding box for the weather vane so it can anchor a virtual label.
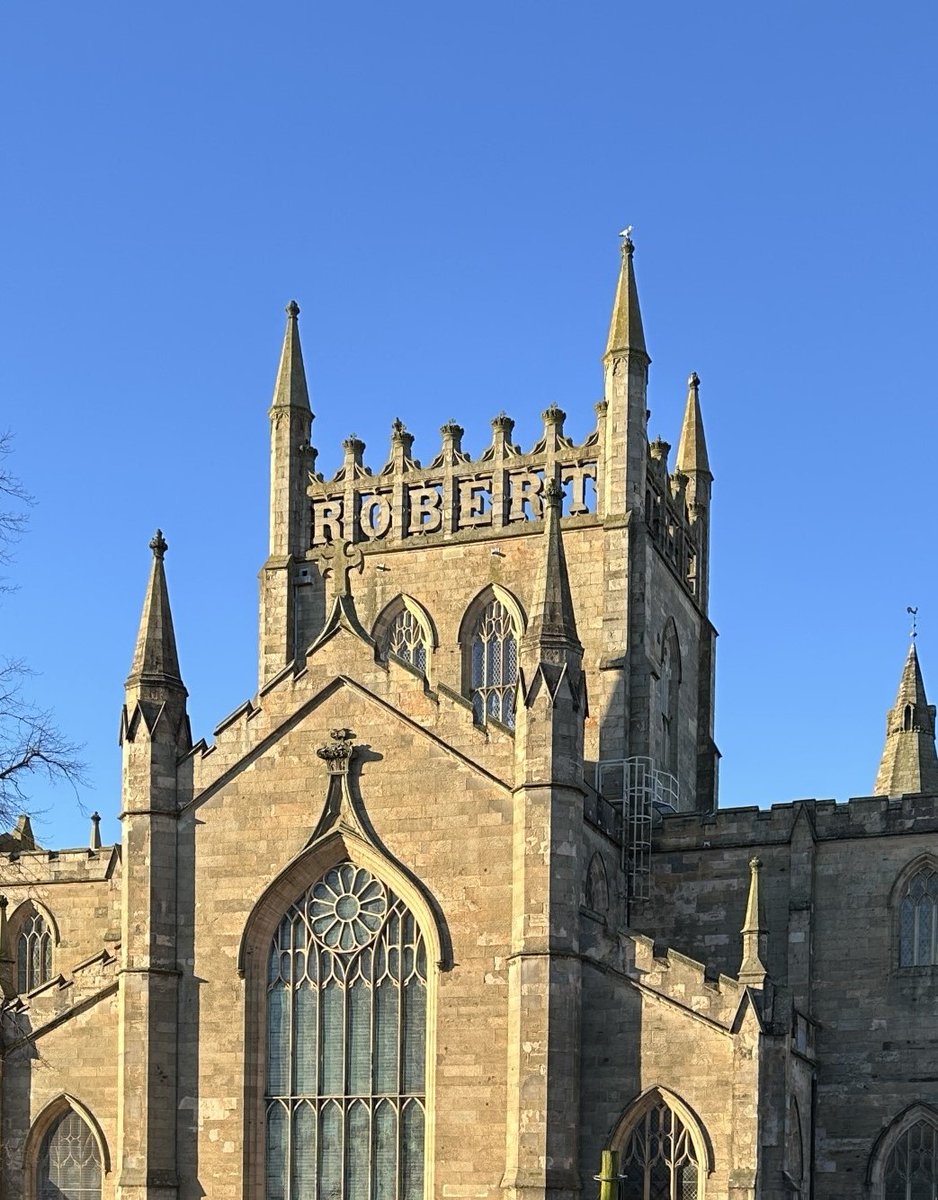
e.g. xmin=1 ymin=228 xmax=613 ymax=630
xmin=908 ymin=606 xmax=918 ymax=640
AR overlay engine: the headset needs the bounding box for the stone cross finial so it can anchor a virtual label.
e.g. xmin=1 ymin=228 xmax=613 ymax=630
xmin=320 ymin=538 xmax=364 ymax=600
xmin=149 ymin=529 xmax=168 ymax=560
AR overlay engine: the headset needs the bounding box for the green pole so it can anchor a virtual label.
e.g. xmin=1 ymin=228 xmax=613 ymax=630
xmin=597 ymin=1148 xmax=620 ymax=1200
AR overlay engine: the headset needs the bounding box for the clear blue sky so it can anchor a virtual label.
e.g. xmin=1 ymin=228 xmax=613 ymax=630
xmin=2 ymin=2 xmax=937 ymax=848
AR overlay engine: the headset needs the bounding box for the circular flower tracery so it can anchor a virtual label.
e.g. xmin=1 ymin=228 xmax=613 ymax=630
xmin=309 ymin=863 xmax=387 ymax=951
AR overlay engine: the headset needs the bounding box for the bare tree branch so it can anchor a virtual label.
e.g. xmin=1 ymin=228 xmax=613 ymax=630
xmin=0 ymin=437 xmax=86 ymax=822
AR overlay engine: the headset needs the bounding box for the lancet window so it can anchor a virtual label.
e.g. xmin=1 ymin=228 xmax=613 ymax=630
xmin=898 ymin=864 xmax=938 ymax=967
xmin=17 ymin=909 xmax=53 ymax=994
xmin=619 ymin=1097 xmax=702 ymax=1200
xmin=883 ymin=1119 xmax=938 ymax=1199
xmin=265 ymin=862 xmax=427 ymax=1200
xmin=37 ymin=1109 xmax=102 ymax=1200
xmin=470 ymin=599 xmax=518 ymax=728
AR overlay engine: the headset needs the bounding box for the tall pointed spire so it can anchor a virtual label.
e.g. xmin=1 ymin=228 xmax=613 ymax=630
xmin=874 ymin=641 xmax=938 ymax=795
xmin=271 ymin=300 xmax=312 ymax=412
xmin=675 ymin=371 xmax=711 ymax=477
xmin=126 ymin=530 xmax=185 ymax=693
xmin=603 ymin=229 xmax=648 ymax=362
xmin=524 ymin=479 xmax=582 ymax=663
xmin=738 ymin=857 xmax=768 ymax=988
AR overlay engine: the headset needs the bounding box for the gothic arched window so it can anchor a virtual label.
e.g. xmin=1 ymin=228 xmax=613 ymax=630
xmin=883 ymin=1118 xmax=938 ymax=1199
xmin=898 ymin=863 xmax=938 ymax=967
xmin=462 ymin=589 xmax=523 ymax=729
xmin=37 ymin=1108 xmax=102 ymax=1200
xmin=615 ymin=1091 xmax=707 ymax=1200
xmin=265 ymin=862 xmax=427 ymax=1200
xmin=373 ymin=595 xmax=435 ymax=681
xmin=17 ymin=908 xmax=53 ymax=994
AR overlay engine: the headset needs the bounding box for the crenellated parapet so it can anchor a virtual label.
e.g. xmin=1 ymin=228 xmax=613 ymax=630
xmin=652 ymin=792 xmax=938 ymax=852
xmin=308 ymin=405 xmax=603 ymax=548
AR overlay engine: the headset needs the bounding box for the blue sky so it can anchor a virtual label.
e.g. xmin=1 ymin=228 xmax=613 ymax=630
xmin=2 ymin=2 xmax=937 ymax=847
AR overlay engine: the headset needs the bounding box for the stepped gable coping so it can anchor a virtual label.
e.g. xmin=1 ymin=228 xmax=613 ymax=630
xmin=0 ymin=844 xmax=120 ymax=884
xmin=629 ymin=933 xmax=747 ymax=1032
xmin=1 ymin=979 xmax=119 ymax=1052
xmin=652 ymin=793 xmax=938 ymax=851
xmin=184 ymin=672 xmax=513 ymax=814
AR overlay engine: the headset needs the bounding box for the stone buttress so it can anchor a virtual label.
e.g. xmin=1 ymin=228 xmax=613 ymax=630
xmin=118 ymin=531 xmax=191 ymax=1200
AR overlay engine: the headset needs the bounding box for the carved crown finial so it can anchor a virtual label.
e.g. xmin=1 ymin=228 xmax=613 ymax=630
xmin=317 ymin=728 xmax=357 ymax=775
xmin=542 ymin=403 xmax=566 ymax=427
xmin=286 ymin=300 xmax=300 ymax=318
xmin=149 ymin=529 xmax=168 ymax=560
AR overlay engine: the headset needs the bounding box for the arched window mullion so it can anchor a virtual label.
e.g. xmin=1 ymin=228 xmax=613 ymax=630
xmin=265 ymin=862 xmax=427 ymax=1200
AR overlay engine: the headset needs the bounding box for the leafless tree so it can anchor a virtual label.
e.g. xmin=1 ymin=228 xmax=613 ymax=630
xmin=0 ymin=434 xmax=85 ymax=818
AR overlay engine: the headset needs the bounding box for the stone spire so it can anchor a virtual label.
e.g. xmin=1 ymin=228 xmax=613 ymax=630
xmin=271 ymin=299 xmax=312 ymax=413
xmin=261 ymin=302 xmax=316 ymax=686
xmin=874 ymin=642 xmax=938 ymax=795
xmin=738 ymin=857 xmax=768 ymax=988
xmin=604 ymin=229 xmax=648 ymax=362
xmin=522 ymin=478 xmax=582 ymax=666
xmin=675 ymin=371 xmax=711 ymax=478
xmin=126 ymin=531 xmax=185 ymax=695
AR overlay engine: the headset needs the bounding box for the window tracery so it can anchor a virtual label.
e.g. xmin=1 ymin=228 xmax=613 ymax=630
xmin=17 ymin=909 xmax=53 ymax=994
xmin=265 ymin=861 xmax=427 ymax=1200
xmin=386 ymin=607 xmax=428 ymax=675
xmin=469 ymin=599 xmax=518 ymax=728
xmin=37 ymin=1109 xmax=102 ymax=1200
xmin=898 ymin=864 xmax=938 ymax=967
xmin=615 ymin=1093 xmax=705 ymax=1200
xmin=374 ymin=596 xmax=433 ymax=679
xmin=883 ymin=1118 xmax=938 ymax=1199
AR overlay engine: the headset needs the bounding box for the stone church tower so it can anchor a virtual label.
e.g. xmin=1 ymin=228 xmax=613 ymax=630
xmin=1 ymin=236 xmax=937 ymax=1200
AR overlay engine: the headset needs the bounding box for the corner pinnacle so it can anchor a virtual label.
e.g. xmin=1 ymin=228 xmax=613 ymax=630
xmin=604 ymin=228 xmax=648 ymax=362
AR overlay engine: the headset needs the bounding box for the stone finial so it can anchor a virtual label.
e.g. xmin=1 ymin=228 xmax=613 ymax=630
xmin=316 ymin=728 xmax=356 ymax=776
xmin=605 ymin=228 xmax=647 ymax=361
xmin=542 ymin=404 xmax=566 ymax=428
xmin=127 ymin=528 xmax=185 ymax=691
xmin=90 ymin=811 xmax=102 ymax=851
xmin=271 ymin=299 xmax=312 ymax=412
xmin=649 ymin=437 xmax=670 ymax=469
xmin=675 ymin=371 xmax=712 ymax=478
xmin=343 ymin=434 xmax=365 ymax=462
xmin=491 ymin=412 xmax=515 ymax=436
xmin=738 ymin=856 xmax=768 ymax=988
xmin=286 ymin=299 xmax=300 ymax=319
xmin=13 ymin=815 xmax=35 ymax=851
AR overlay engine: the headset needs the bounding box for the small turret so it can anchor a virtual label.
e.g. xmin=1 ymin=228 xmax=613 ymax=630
xmin=260 ymin=301 xmax=317 ymax=685
xmin=602 ymin=231 xmax=650 ymax=517
xmin=874 ymin=641 xmax=938 ymax=795
xmin=125 ymin=530 xmax=185 ymax=701
xmin=738 ymin=857 xmax=769 ymax=988
xmin=675 ymin=372 xmax=713 ymax=612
